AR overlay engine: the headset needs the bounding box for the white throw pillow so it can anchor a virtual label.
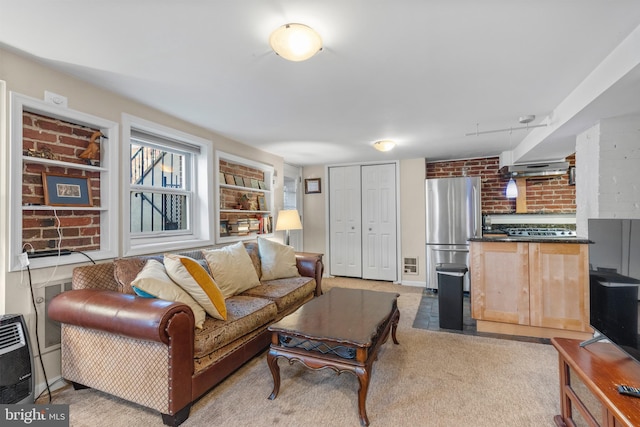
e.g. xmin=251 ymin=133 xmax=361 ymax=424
xmin=257 ymin=237 xmax=300 ymax=280
xmin=164 ymin=254 xmax=227 ymax=321
xmin=202 ymin=241 xmax=262 ymax=298
xmin=130 ymin=259 xmax=206 ymax=329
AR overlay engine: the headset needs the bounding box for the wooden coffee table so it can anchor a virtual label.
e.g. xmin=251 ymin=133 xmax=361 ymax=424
xmin=267 ymin=287 xmax=400 ymax=426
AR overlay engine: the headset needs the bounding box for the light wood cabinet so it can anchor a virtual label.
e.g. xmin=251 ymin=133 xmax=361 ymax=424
xmin=470 ymin=240 xmax=591 ymax=339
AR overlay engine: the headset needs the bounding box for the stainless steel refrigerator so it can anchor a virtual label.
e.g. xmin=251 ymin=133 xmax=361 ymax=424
xmin=425 ymin=177 xmax=481 ymax=291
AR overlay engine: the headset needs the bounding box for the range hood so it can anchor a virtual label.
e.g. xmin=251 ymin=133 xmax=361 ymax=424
xmin=500 ymin=161 xmax=569 ymax=178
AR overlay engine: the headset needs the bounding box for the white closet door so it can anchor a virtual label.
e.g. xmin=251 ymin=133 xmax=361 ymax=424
xmin=329 ymin=166 xmax=362 ymax=277
xmin=361 ymin=163 xmax=397 ymax=281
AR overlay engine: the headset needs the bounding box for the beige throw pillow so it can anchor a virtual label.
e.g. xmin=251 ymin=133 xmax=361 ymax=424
xmin=164 ymin=254 xmax=227 ymax=320
xmin=257 ymin=237 xmax=300 ymax=280
xmin=130 ymin=259 xmax=206 ymax=329
xmin=202 ymin=241 xmax=261 ymax=298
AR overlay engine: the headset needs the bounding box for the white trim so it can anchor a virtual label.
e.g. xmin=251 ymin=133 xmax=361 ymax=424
xmin=8 ymin=92 xmax=119 ymax=272
xmin=121 ymin=114 xmax=213 ymax=256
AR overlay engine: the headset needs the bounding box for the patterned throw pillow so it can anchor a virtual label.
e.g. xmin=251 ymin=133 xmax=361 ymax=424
xmin=164 ymin=254 xmax=227 ymax=320
xmin=202 ymin=241 xmax=261 ymax=298
xmin=130 ymin=259 xmax=206 ymax=329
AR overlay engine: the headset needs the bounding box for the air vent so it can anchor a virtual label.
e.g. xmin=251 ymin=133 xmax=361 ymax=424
xmin=0 ymin=322 xmax=26 ymax=356
xmin=404 ymin=257 xmax=418 ymax=275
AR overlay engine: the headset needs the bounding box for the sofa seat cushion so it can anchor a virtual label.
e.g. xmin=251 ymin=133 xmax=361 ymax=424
xmin=193 ymin=295 xmax=277 ymax=359
xmin=241 ymin=277 xmax=316 ymax=314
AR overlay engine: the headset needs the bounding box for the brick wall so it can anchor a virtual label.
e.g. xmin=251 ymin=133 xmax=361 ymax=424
xmin=22 ymin=112 xmax=101 ymax=251
xmin=426 ymin=155 xmax=576 ymax=214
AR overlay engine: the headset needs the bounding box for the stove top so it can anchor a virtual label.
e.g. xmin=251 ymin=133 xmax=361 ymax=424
xmin=505 ymin=227 xmax=577 ymax=237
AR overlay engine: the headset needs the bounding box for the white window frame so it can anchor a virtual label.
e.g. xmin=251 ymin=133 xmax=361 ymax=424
xmin=122 ymin=114 xmax=213 ymax=256
xmin=8 ymin=92 xmax=119 ymax=272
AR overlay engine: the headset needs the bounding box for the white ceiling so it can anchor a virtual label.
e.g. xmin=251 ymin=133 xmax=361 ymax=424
xmin=2 ymin=1 xmax=640 ymax=166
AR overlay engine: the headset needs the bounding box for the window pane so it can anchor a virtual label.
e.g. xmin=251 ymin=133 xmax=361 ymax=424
xmin=130 ymin=143 xmax=186 ymax=189
xmin=130 ymin=191 xmax=188 ymax=232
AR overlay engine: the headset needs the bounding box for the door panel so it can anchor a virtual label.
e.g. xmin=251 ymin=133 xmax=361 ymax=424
xmin=361 ymin=164 xmax=397 ymax=281
xmin=329 ymin=166 xmax=362 ymax=277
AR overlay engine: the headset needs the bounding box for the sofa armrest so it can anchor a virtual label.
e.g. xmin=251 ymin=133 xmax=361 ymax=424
xmin=295 ymin=252 xmax=324 ymax=296
xmin=48 ymin=289 xmax=195 ymax=344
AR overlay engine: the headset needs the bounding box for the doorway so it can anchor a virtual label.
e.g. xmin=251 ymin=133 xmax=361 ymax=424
xmin=283 ymin=164 xmax=303 ymax=251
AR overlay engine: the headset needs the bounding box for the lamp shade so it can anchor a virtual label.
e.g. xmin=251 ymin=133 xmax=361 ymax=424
xmin=275 ymin=210 xmax=303 ymax=231
xmin=373 ymin=140 xmax=396 ymax=152
xmin=269 ymin=23 xmax=322 ymax=62
xmin=505 ymin=178 xmax=518 ymax=198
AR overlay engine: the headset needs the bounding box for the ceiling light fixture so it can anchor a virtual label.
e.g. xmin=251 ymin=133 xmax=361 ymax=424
xmin=269 ymin=23 xmax=322 ymax=62
xmin=372 ymin=140 xmax=396 ymax=152
xmin=506 ymin=178 xmax=518 ymax=199
xmin=465 ymin=115 xmax=547 ymax=137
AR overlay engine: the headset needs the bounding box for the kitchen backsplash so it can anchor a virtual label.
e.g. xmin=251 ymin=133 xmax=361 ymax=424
xmin=426 ymin=154 xmax=576 ymax=214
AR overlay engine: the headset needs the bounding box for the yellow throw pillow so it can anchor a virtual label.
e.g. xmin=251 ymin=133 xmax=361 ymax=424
xmin=202 ymin=241 xmax=261 ymax=298
xmin=130 ymin=259 xmax=206 ymax=329
xmin=257 ymin=237 xmax=300 ymax=280
xmin=164 ymin=254 xmax=227 ymax=321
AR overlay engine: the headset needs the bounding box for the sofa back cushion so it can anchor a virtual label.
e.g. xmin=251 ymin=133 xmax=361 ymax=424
xmin=113 ymin=257 xmax=148 ymax=294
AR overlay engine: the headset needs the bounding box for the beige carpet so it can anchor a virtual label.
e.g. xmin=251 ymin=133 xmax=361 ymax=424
xmin=46 ymin=277 xmax=560 ymax=426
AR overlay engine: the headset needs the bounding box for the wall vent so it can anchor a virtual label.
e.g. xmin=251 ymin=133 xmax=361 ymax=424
xmin=403 ymin=257 xmax=418 ymax=275
xmin=34 ymin=281 xmax=72 ymax=353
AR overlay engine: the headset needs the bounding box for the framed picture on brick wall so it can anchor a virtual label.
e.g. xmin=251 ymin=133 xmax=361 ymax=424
xmin=42 ymin=173 xmax=93 ymax=207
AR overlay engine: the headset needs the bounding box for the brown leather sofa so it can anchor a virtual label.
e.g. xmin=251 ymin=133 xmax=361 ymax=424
xmin=48 ymin=243 xmax=323 ymax=426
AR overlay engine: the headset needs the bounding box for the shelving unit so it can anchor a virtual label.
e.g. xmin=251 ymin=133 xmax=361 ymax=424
xmin=215 ymin=151 xmax=275 ymax=243
xmin=9 ymin=92 xmax=119 ymax=272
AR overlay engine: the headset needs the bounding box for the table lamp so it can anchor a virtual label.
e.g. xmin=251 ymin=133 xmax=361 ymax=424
xmin=275 ymin=209 xmax=302 ymax=246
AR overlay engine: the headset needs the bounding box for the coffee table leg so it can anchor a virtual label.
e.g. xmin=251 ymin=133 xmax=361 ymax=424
xmin=391 ymin=310 xmax=400 ymax=345
xmin=267 ymin=349 xmax=280 ymax=400
xmin=355 ymin=367 xmax=370 ymax=426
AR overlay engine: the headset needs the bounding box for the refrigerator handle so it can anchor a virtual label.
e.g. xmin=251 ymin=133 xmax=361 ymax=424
xmin=432 ymin=248 xmax=469 ymax=253
xmin=473 ymin=183 xmax=479 ymax=237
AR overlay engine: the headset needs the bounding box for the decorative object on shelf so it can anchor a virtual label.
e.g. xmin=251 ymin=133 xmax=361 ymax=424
xmin=239 ymin=193 xmax=256 ymax=210
xmin=219 ymin=220 xmax=230 ymax=237
xmin=250 ymin=178 xmax=260 ymax=189
xmin=258 ymin=180 xmax=266 ymax=190
xmin=219 ymin=172 xmax=225 ymax=182
xmin=257 ymin=194 xmax=267 ymax=211
xmin=42 ymin=173 xmax=93 ymax=207
xmin=372 ymin=140 xmax=396 ymax=152
xmin=24 ymin=146 xmax=58 ymax=160
xmin=225 ymin=174 xmax=235 ymax=185
xmin=275 ymin=209 xmax=303 ymax=245
xmin=78 ymin=130 xmax=102 ymax=165
xmin=234 ymin=176 xmax=244 ymax=186
xmin=305 ymin=178 xmax=321 ymax=194
xmin=269 ymin=23 xmax=323 ymax=62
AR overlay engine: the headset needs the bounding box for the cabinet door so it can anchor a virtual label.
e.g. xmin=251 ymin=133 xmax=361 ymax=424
xmin=529 ymin=243 xmax=590 ymax=332
xmin=470 ymin=241 xmax=530 ymax=325
xmin=329 ymin=166 xmax=362 ymax=277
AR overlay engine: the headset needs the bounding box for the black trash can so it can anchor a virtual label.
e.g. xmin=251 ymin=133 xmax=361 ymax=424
xmin=436 ymin=263 xmax=468 ymax=330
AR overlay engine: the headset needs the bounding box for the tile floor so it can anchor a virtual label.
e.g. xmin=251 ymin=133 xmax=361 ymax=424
xmin=413 ymin=289 xmax=549 ymax=344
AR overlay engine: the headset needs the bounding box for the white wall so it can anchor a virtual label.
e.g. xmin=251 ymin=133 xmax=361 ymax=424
xmin=576 ymin=114 xmax=640 ymax=235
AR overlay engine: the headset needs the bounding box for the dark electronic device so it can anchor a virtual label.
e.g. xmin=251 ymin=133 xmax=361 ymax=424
xmin=582 ymin=219 xmax=640 ymax=364
xmin=0 ymin=314 xmax=35 ymax=404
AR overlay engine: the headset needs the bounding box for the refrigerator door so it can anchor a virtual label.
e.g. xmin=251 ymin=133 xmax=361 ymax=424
xmin=426 ymin=177 xmax=481 ymax=245
xmin=426 ymin=244 xmax=470 ymax=291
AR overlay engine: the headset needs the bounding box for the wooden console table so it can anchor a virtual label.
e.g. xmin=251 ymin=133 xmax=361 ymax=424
xmin=551 ymin=337 xmax=640 ymax=427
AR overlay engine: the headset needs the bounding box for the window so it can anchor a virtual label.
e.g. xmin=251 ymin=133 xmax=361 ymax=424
xmin=122 ymin=114 xmax=213 ymax=256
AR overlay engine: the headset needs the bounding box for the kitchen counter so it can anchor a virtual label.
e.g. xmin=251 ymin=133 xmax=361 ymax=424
xmin=471 ymin=236 xmax=592 ymax=244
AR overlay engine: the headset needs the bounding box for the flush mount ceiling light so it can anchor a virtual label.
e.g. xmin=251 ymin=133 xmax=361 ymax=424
xmin=372 ymin=140 xmax=396 ymax=152
xmin=269 ymin=23 xmax=322 ymax=62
